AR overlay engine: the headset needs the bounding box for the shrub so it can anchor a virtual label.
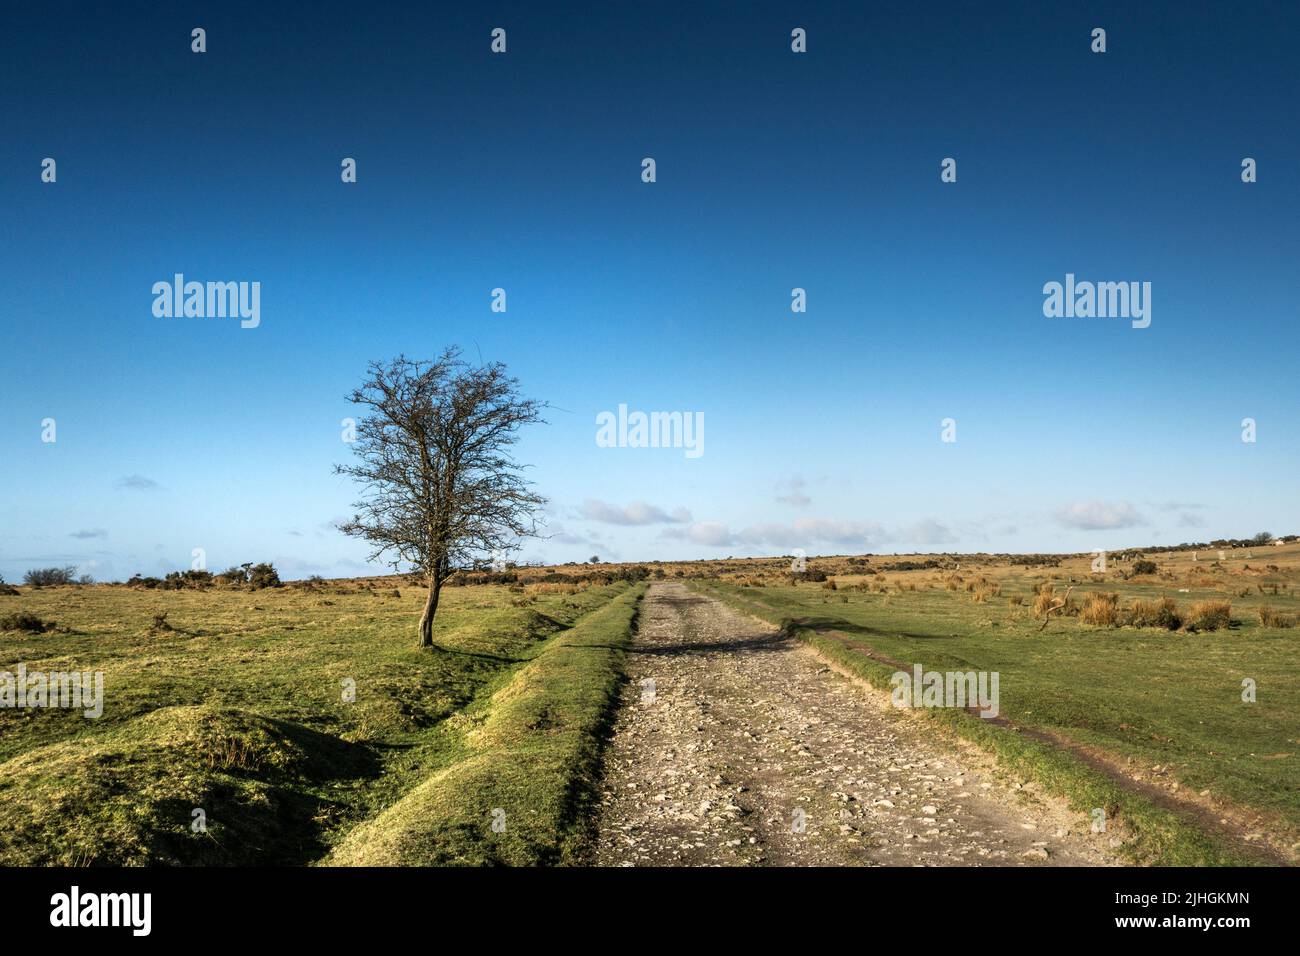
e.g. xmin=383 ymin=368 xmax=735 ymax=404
xmin=246 ymin=564 xmax=282 ymax=589
xmin=821 ymin=578 xmax=837 ymax=590
xmin=215 ymin=566 xmax=249 ymax=585
xmin=1032 ymin=584 xmax=1078 ymax=619
xmin=1129 ymin=597 xmax=1182 ymax=630
xmin=1131 ymin=559 xmax=1158 ymax=575
xmin=1031 ymin=586 xmax=1057 ymax=617
xmin=22 ymin=566 xmax=78 ymax=587
xmin=1186 ymin=600 xmax=1232 ymax=632
xmin=1081 ymin=591 xmax=1121 ymax=627
xmin=164 ymin=569 xmax=214 ymax=590
xmin=793 ymin=567 xmax=828 ymax=583
xmin=1258 ymin=606 xmax=1296 ymax=629
xmin=216 ymin=563 xmax=283 ymax=589
xmin=0 ymin=612 xmax=55 ymax=633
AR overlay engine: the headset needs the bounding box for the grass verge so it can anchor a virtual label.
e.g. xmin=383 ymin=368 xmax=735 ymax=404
xmin=0 ymin=580 xmax=631 ymax=865
xmin=327 ymin=583 xmax=644 ymax=865
xmin=693 ymin=581 xmax=1269 ymax=867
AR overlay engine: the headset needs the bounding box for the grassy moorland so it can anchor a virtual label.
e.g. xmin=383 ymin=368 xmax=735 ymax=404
xmin=0 ymin=577 xmax=642 ymax=865
xmin=3 ymin=542 xmax=1296 ymax=867
xmin=690 ymin=544 xmax=1300 ymax=866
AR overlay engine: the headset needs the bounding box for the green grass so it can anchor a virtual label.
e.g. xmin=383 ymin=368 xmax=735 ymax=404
xmin=327 ymin=585 xmax=643 ymax=865
xmin=0 ymin=580 xmax=636 ymax=865
xmin=693 ymin=579 xmax=1300 ymax=866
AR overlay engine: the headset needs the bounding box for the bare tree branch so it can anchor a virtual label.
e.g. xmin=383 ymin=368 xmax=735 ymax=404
xmin=334 ymin=348 xmax=547 ymax=647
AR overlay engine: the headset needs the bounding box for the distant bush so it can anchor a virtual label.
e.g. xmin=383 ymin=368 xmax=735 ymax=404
xmin=215 ymin=566 xmax=248 ymax=585
xmin=1081 ymin=592 xmax=1121 ymax=627
xmin=1131 ymin=560 xmax=1158 ymax=576
xmin=1010 ymin=554 xmax=1061 ymax=567
xmin=246 ymin=563 xmax=282 ymax=589
xmin=1186 ymin=600 xmax=1232 ymax=632
xmin=164 ymin=569 xmax=214 ymax=590
xmin=23 ymin=566 xmax=78 ymax=587
xmin=609 ymin=565 xmax=650 ymax=583
xmin=1129 ymin=597 xmax=1182 ymax=630
xmin=793 ymin=567 xmax=829 ymax=583
xmin=1258 ymin=606 xmax=1296 ymax=629
xmin=0 ymin=612 xmax=55 ymax=633
xmin=210 ymin=563 xmax=282 ymax=589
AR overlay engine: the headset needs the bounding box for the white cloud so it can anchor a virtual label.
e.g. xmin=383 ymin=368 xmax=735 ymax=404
xmin=1054 ymin=500 xmax=1145 ymax=530
xmin=545 ymin=523 xmax=590 ymax=545
xmin=580 ymin=499 xmax=691 ymax=526
xmin=902 ymin=518 xmax=957 ymax=546
xmin=775 ymin=477 xmax=811 ymax=507
xmin=665 ymin=517 xmax=883 ymax=550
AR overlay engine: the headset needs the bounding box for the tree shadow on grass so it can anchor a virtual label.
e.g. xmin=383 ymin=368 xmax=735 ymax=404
xmin=786 ymin=616 xmax=947 ymax=643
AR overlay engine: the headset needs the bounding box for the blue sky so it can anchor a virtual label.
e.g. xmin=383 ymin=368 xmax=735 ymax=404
xmin=2 ymin=1 xmax=1297 ymax=581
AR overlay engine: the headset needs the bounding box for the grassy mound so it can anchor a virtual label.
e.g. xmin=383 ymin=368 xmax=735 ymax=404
xmin=0 ymin=704 xmax=377 ymax=865
xmin=0 ymin=581 xmax=635 ymax=865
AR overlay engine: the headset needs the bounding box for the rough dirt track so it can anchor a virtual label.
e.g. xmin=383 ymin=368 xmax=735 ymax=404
xmin=590 ymin=582 xmax=1124 ymax=866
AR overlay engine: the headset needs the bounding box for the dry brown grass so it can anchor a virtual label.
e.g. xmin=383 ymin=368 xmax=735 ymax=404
xmin=1080 ymin=591 xmax=1121 ymax=627
xmin=1258 ymin=605 xmax=1296 ymax=628
xmin=1187 ymin=600 xmax=1232 ymax=632
xmin=1031 ymin=586 xmax=1057 ymax=617
xmin=522 ymin=582 xmax=582 ymax=597
xmin=1129 ymin=596 xmax=1182 ymax=630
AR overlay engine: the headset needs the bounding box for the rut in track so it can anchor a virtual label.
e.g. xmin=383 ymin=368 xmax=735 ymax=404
xmin=590 ymin=582 xmax=1124 ymax=866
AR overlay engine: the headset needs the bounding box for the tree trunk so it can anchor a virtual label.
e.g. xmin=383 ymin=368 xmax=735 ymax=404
xmin=418 ymin=576 xmax=442 ymax=648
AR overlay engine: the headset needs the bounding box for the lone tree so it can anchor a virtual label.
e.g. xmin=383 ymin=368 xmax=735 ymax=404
xmin=335 ymin=349 xmax=546 ymax=648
